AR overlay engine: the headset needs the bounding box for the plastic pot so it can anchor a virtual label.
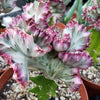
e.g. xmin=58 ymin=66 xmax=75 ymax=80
xmin=0 ymin=68 xmax=14 ymax=91
xmin=81 ymin=76 xmax=100 ymax=99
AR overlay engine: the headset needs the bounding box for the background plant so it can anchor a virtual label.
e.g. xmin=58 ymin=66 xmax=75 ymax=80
xmin=0 ymin=0 xmax=17 ymax=13
xmin=82 ymin=0 xmax=100 ymax=65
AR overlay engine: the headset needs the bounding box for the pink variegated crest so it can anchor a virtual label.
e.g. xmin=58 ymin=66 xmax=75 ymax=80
xmin=83 ymin=5 xmax=100 ymax=30
xmin=53 ymin=21 xmax=90 ymax=52
xmin=1 ymin=28 xmax=52 ymax=57
xmin=70 ymin=76 xmax=82 ymax=92
xmin=72 ymin=67 xmax=80 ymax=76
xmin=9 ymin=15 xmax=49 ymax=35
xmin=1 ymin=53 xmax=28 ymax=88
xmin=22 ymin=1 xmax=52 ymax=24
xmin=59 ymin=51 xmax=93 ymax=69
xmin=64 ymin=21 xmax=90 ymax=51
xmin=9 ymin=15 xmax=28 ymax=32
xmin=83 ymin=6 xmax=100 ymax=24
xmin=82 ymin=2 xmax=100 ymax=30
xmin=53 ymin=32 xmax=71 ymax=52
xmin=0 ymin=28 xmax=53 ymax=87
xmin=38 ymin=0 xmax=66 ymax=24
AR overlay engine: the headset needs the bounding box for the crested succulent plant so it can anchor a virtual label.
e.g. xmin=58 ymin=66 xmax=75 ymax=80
xmin=0 ymin=0 xmax=93 ymax=93
xmin=53 ymin=21 xmax=90 ymax=52
xmin=0 ymin=28 xmax=55 ymax=87
xmin=22 ymin=1 xmax=52 ymax=24
xmin=0 ymin=0 xmax=17 ymax=13
xmin=83 ymin=6 xmax=100 ymax=24
xmin=45 ymin=0 xmax=66 ymax=24
xmin=25 ymin=0 xmax=66 ymax=24
xmin=59 ymin=51 xmax=92 ymax=70
xmin=0 ymin=28 xmax=82 ymax=91
xmin=82 ymin=0 xmax=100 ymax=30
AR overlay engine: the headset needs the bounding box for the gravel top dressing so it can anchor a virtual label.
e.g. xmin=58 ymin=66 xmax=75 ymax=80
xmin=0 ymin=67 xmax=81 ymax=100
xmin=81 ymin=66 xmax=100 ymax=84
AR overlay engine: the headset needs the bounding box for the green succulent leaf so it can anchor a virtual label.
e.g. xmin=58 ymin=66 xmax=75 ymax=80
xmin=76 ymin=0 xmax=83 ymax=24
xmin=64 ymin=0 xmax=79 ymax=24
xmin=87 ymin=29 xmax=100 ymax=63
xmin=82 ymin=0 xmax=92 ymax=10
xmin=29 ymin=76 xmax=57 ymax=100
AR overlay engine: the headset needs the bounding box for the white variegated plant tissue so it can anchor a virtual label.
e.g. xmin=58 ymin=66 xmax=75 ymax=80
xmin=0 ymin=0 xmax=17 ymax=13
xmin=0 ymin=0 xmax=93 ymax=92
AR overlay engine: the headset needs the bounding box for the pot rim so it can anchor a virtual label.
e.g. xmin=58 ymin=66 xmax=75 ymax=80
xmin=0 ymin=68 xmax=14 ymax=91
xmin=79 ymin=81 xmax=89 ymax=100
xmin=81 ymin=75 xmax=100 ymax=87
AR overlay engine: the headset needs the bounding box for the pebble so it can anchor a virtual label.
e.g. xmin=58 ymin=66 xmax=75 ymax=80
xmin=60 ymin=96 xmax=65 ymax=100
xmin=81 ymin=66 xmax=100 ymax=84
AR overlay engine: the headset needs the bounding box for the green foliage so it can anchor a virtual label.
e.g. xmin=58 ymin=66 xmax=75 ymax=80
xmin=76 ymin=0 xmax=83 ymax=24
xmin=29 ymin=76 xmax=57 ymax=100
xmin=87 ymin=29 xmax=100 ymax=63
xmin=48 ymin=17 xmax=53 ymax=26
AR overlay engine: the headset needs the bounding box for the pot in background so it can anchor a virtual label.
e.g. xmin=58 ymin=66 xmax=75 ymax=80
xmin=82 ymin=76 xmax=100 ymax=99
xmin=0 ymin=68 xmax=14 ymax=91
xmin=79 ymin=82 xmax=89 ymax=100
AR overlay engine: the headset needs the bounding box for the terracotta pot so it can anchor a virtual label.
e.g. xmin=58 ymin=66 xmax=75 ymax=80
xmin=0 ymin=68 xmax=14 ymax=91
xmin=79 ymin=82 xmax=89 ymax=100
xmin=56 ymin=22 xmax=89 ymax=100
xmin=56 ymin=22 xmax=65 ymax=30
xmin=0 ymin=28 xmax=6 ymax=33
xmin=81 ymin=76 xmax=100 ymax=99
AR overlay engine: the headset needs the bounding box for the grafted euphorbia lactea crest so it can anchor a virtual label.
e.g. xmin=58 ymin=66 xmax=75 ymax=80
xmin=0 ymin=0 xmax=93 ymax=92
xmin=53 ymin=21 xmax=90 ymax=52
xmin=24 ymin=0 xmax=66 ymax=24
xmin=59 ymin=51 xmax=92 ymax=70
xmin=45 ymin=0 xmax=66 ymax=24
xmin=0 ymin=29 xmax=54 ymax=87
xmin=22 ymin=1 xmax=52 ymax=24
xmin=53 ymin=21 xmax=92 ymax=91
xmin=82 ymin=0 xmax=100 ymax=30
xmin=0 ymin=0 xmax=17 ymax=13
xmin=9 ymin=15 xmax=28 ymax=32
